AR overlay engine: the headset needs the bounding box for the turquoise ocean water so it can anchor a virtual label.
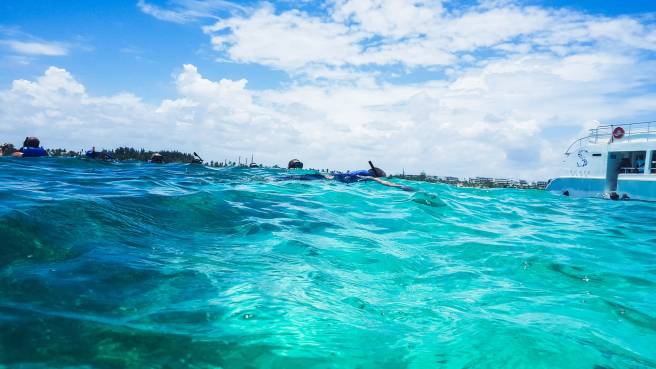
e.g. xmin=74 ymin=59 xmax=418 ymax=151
xmin=0 ymin=158 xmax=654 ymax=369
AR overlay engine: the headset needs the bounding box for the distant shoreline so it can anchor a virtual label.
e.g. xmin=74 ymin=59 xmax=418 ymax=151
xmin=31 ymin=147 xmax=263 ymax=167
xmin=6 ymin=146 xmax=549 ymax=188
xmin=392 ymin=174 xmax=549 ymax=190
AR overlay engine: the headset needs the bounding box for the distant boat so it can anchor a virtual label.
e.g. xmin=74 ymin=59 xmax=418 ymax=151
xmin=547 ymin=121 xmax=656 ymax=200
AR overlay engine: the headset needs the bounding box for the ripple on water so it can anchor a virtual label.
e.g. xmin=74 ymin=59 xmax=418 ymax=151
xmin=1 ymin=158 xmax=655 ymax=369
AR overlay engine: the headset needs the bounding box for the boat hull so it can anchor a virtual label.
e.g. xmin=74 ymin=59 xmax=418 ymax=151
xmin=546 ymin=177 xmax=606 ymax=198
xmin=617 ymin=176 xmax=656 ymax=201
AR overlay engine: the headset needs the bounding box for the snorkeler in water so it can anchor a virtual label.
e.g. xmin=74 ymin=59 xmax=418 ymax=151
xmin=191 ymin=152 xmax=203 ymax=164
xmin=149 ymin=153 xmax=164 ymax=163
xmin=8 ymin=137 xmax=49 ymax=157
xmin=282 ymin=160 xmax=414 ymax=191
xmin=85 ymin=146 xmax=114 ymax=161
xmin=1 ymin=143 xmax=20 ymax=157
xmin=288 ymin=159 xmax=304 ymax=169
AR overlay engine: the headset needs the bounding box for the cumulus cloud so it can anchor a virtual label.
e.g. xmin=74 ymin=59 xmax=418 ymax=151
xmin=202 ymin=0 xmax=656 ymax=79
xmin=205 ymin=5 xmax=362 ymax=72
xmin=2 ymin=56 xmax=655 ymax=179
xmin=1 ymin=67 xmax=152 ymax=145
xmin=4 ymin=1 xmax=656 ymax=179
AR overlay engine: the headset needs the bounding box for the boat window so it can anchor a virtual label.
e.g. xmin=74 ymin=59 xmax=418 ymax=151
xmin=652 ymin=151 xmax=656 ymax=174
xmin=618 ymin=151 xmax=646 ymax=174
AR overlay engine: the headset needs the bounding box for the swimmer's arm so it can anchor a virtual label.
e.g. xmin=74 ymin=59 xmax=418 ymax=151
xmin=365 ymin=176 xmax=415 ymax=191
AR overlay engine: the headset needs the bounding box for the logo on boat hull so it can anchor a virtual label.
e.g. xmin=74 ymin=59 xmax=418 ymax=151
xmin=576 ymin=149 xmax=588 ymax=167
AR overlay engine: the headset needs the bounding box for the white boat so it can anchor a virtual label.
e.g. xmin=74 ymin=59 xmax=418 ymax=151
xmin=547 ymin=121 xmax=656 ymax=200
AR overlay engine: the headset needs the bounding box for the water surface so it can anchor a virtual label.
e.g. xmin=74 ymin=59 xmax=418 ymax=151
xmin=1 ymin=158 xmax=654 ymax=368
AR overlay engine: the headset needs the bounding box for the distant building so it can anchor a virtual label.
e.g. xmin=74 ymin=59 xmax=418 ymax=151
xmin=493 ymin=178 xmax=511 ymax=186
xmin=393 ymin=172 xmax=546 ymax=190
xmin=470 ymin=177 xmax=493 ymax=184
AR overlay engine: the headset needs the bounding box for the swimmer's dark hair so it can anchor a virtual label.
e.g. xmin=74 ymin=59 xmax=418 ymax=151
xmin=23 ymin=137 xmax=40 ymax=148
xmin=288 ymin=159 xmax=303 ymax=169
xmin=368 ymin=160 xmax=386 ymax=177
xmin=1 ymin=143 xmax=16 ymax=156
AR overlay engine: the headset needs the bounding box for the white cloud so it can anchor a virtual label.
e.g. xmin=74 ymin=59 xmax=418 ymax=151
xmin=1 ymin=40 xmax=68 ymax=56
xmin=586 ymin=17 xmax=656 ymax=51
xmin=552 ymin=53 xmax=634 ymax=82
xmin=5 ymin=1 xmax=656 ymax=179
xmin=206 ymin=6 xmax=362 ymax=72
xmin=138 ymin=0 xmax=190 ymax=23
xmin=200 ymin=0 xmax=656 ymax=81
xmin=332 ymin=0 xmax=444 ymax=38
xmin=175 ymin=64 xmax=251 ymax=105
xmin=9 ymin=67 xmax=85 ymax=108
xmin=442 ymin=6 xmax=552 ymax=50
xmin=137 ymin=0 xmax=246 ymax=24
xmin=3 ymin=58 xmax=656 ymax=179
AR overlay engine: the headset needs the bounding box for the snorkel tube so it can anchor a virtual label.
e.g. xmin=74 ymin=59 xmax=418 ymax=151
xmin=192 ymin=152 xmax=204 ymax=164
xmin=368 ymin=161 xmax=386 ymax=177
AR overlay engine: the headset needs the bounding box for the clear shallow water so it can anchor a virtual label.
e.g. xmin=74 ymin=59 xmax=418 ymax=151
xmin=0 ymin=158 xmax=655 ymax=369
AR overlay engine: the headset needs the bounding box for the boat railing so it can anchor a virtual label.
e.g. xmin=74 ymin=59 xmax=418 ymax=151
xmin=589 ymin=120 xmax=656 ymax=144
xmin=564 ymin=120 xmax=656 ymax=154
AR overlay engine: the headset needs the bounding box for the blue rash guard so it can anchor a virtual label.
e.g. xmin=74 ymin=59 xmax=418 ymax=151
xmin=332 ymin=169 xmax=372 ymax=183
xmin=279 ymin=170 xmax=373 ymax=183
xmin=278 ymin=173 xmax=326 ymax=181
xmin=19 ymin=147 xmax=48 ymax=157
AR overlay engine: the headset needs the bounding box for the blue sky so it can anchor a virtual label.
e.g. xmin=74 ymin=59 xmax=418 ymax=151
xmin=2 ymin=0 xmax=652 ymax=97
xmin=1 ymin=1 xmax=253 ymax=99
xmin=1 ymin=0 xmax=656 ymax=178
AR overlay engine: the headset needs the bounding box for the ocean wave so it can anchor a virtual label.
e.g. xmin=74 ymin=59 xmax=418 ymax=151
xmin=1 ymin=158 xmax=655 ymax=368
